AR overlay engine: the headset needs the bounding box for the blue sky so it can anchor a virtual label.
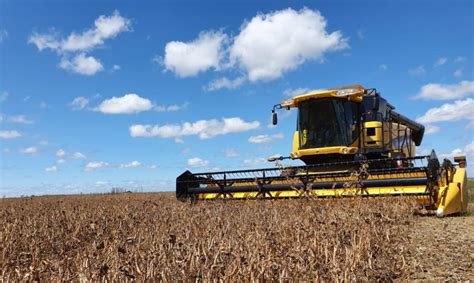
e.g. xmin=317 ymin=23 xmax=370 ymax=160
xmin=0 ymin=0 xmax=473 ymax=196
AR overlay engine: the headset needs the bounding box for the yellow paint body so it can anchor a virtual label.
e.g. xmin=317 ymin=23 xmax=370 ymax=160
xmin=182 ymin=85 xmax=469 ymax=217
xmin=193 ymin=170 xmax=468 ymax=216
xmin=363 ymin=121 xmax=385 ymax=148
xmin=276 ymin=86 xmax=469 ymax=216
xmin=291 ymin=131 xmax=359 ymax=159
xmin=286 ymin=86 xmax=418 ymax=160
xmin=196 ymin=187 xmax=431 ymax=203
xmin=193 ymin=170 xmax=435 ymax=210
xmin=281 ymin=85 xmax=365 ymax=108
xmin=435 ymin=168 xmax=469 ymax=217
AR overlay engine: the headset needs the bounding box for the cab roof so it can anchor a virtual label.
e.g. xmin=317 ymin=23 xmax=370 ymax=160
xmin=281 ymin=85 xmax=366 ymax=108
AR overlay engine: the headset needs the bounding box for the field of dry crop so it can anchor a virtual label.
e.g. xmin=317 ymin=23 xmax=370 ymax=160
xmin=1 ymin=192 xmax=472 ymax=281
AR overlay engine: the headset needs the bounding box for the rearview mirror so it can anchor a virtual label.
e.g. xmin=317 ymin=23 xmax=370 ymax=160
xmin=272 ymin=111 xmax=278 ymax=125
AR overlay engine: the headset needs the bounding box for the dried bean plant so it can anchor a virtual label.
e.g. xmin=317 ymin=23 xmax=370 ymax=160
xmin=0 ymin=193 xmax=415 ymax=281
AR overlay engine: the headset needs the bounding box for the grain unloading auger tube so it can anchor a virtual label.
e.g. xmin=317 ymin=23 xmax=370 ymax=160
xmin=176 ymin=152 xmax=469 ymax=216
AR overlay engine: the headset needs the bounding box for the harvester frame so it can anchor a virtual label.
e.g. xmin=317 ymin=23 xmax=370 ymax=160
xmin=176 ymin=85 xmax=468 ymax=217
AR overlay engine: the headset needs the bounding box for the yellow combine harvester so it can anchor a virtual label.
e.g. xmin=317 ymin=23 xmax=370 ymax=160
xmin=176 ymin=85 xmax=468 ymax=216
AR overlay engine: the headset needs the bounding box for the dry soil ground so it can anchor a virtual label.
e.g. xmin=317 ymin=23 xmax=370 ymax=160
xmin=402 ymin=204 xmax=474 ymax=281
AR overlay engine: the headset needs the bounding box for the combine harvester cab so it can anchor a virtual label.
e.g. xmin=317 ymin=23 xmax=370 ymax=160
xmin=176 ymin=86 xmax=468 ymax=216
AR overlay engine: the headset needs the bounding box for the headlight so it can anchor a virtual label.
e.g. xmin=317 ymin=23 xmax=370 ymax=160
xmin=336 ymin=88 xmax=360 ymax=96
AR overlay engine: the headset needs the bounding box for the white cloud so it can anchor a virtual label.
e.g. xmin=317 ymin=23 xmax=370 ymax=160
xmin=95 ymin=181 xmax=109 ymax=186
xmin=28 ymin=32 xmax=61 ymax=51
xmin=69 ymin=96 xmax=89 ymax=110
xmin=29 ymin=10 xmax=131 ymax=53
xmin=356 ymin=29 xmax=365 ymax=39
xmin=28 ymin=11 xmax=130 ymax=76
xmin=84 ymin=161 xmax=109 ymax=171
xmin=154 ymin=102 xmax=189 ymax=112
xmin=96 ymin=93 xmax=153 ymax=114
xmin=0 ymin=29 xmax=8 ymax=42
xmin=167 ymin=103 xmax=189 ymax=112
xmin=151 ymin=55 xmax=162 ymax=65
xmin=120 ymin=160 xmax=141 ymax=168
xmin=0 ymin=91 xmax=8 ymax=102
xmin=230 ymin=8 xmax=348 ymax=81
xmin=454 ymin=56 xmax=467 ymax=63
xmin=72 ymin=152 xmax=86 ymax=159
xmin=111 ymin=64 xmax=121 ymax=71
xmin=428 ymin=143 xmax=474 ymax=176
xmin=40 ymin=101 xmax=49 ymax=109
xmin=56 ymin=149 xmax=67 ymax=158
xmin=56 ymin=159 xmax=66 ymax=164
xmin=59 ymin=53 xmax=104 ymax=75
xmin=248 ymin=133 xmax=284 ymax=143
xmin=163 ymin=31 xmax=228 ymax=77
xmin=243 ymin=157 xmax=267 ymax=167
xmin=379 ymin=64 xmax=388 ymax=70
xmin=223 ymin=149 xmax=239 ymax=157
xmin=187 ymin=157 xmax=210 ymax=168
xmin=147 ymin=164 xmax=158 ymax=169
xmin=20 ymin=147 xmax=37 ymax=155
xmin=0 ymin=130 xmax=21 ymax=139
xmin=56 ymin=149 xmax=86 ymax=159
xmin=409 ymin=65 xmax=426 ymax=76
xmin=425 ymin=125 xmax=440 ymax=135
xmin=161 ymin=8 xmax=347 ymax=85
xmin=181 ymin=147 xmax=192 ymax=154
xmin=45 ymin=166 xmax=58 ymax=173
xmin=453 ymin=69 xmax=463 ymax=78
xmin=467 ymin=121 xmax=474 ymax=129
xmin=415 ymin=81 xmax=474 ymax=100
xmin=441 ymin=141 xmax=474 ymax=160
xmin=283 ymin=87 xmax=311 ymax=97
xmin=8 ymin=115 xmax=34 ymax=124
xmin=130 ymin=117 xmax=260 ymax=139
xmin=205 ymin=77 xmax=246 ymax=91
xmin=417 ymin=98 xmax=474 ymax=124
xmin=433 ymin=57 xmax=447 ymax=67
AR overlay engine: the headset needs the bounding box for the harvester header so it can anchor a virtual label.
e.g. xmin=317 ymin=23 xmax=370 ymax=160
xmin=177 ymin=85 xmax=468 ymax=217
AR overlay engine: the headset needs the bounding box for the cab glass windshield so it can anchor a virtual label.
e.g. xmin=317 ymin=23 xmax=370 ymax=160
xmin=298 ymin=98 xmax=359 ymax=149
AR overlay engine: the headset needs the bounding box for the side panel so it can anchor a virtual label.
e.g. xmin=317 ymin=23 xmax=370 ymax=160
xmin=436 ymin=168 xmax=468 ymax=216
xmin=363 ymin=121 xmax=384 ymax=148
xmin=292 ymin=131 xmax=299 ymax=155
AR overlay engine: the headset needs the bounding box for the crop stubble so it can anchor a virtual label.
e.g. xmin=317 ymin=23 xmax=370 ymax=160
xmin=0 ymin=193 xmax=446 ymax=281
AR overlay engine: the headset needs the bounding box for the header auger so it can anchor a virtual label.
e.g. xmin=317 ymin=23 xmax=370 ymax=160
xmin=176 ymin=85 xmax=468 ymax=216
